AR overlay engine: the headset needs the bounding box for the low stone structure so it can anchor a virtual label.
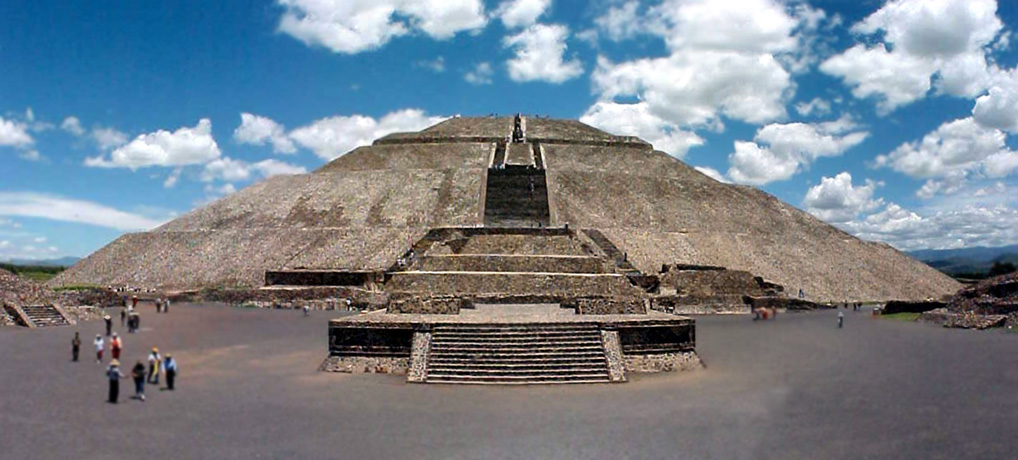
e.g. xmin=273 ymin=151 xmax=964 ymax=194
xmin=624 ymin=351 xmax=703 ymax=373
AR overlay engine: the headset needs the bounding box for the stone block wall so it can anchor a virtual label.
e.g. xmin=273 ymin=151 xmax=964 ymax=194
xmin=387 ymin=295 xmax=463 ymax=314
xmin=564 ymin=297 xmax=647 ymax=315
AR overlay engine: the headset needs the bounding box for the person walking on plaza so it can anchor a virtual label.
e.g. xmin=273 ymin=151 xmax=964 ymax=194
xmin=164 ymin=298 xmax=170 ymax=313
xmin=303 ymin=304 xmax=309 ymax=317
xmin=106 ymin=359 xmax=124 ymax=403
xmin=838 ymin=311 xmax=844 ymax=329
xmin=94 ymin=334 xmax=104 ymax=363
xmin=155 ymin=298 xmax=162 ymax=314
xmin=110 ymin=333 xmax=122 ymax=360
xmin=120 ymin=307 xmax=127 ymax=326
xmin=164 ymin=354 xmax=178 ymax=391
xmin=72 ymin=332 xmax=81 ymax=362
xmin=104 ymin=314 xmax=113 ymax=336
xmin=147 ymin=348 xmax=162 ymax=384
xmin=131 ymin=360 xmax=147 ymax=401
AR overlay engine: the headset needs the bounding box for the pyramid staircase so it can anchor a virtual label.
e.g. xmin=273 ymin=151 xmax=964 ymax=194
xmin=20 ymin=305 xmax=71 ymax=327
xmin=425 ymin=323 xmax=613 ymax=384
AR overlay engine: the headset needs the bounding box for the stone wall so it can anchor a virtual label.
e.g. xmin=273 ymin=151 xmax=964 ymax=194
xmin=883 ymin=300 xmax=947 ymax=315
xmin=564 ymin=297 xmax=647 ymax=315
xmin=743 ymin=296 xmax=828 ymax=311
xmin=416 ymin=255 xmax=606 ymax=274
xmin=62 ymin=306 xmax=105 ymax=322
xmin=650 ymin=295 xmax=749 ymax=315
xmin=386 ymin=272 xmax=639 ymax=298
xmin=319 ymin=356 xmax=409 ymax=374
xmin=175 ymin=287 xmax=388 ymax=310
xmin=386 ymin=295 xmax=463 ymax=314
xmin=624 ymin=350 xmax=703 ymax=373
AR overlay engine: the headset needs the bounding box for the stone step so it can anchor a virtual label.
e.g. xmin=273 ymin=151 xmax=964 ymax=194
xmin=432 ymin=324 xmax=597 ymax=332
xmin=430 ymin=341 xmax=603 ymax=350
xmin=432 ymin=335 xmax=601 ymax=344
xmin=429 ymin=350 xmax=607 ymax=360
xmin=428 ymin=366 xmax=609 ymax=376
xmin=425 ymin=374 xmax=611 ymax=384
xmin=429 ymin=362 xmax=607 ymax=371
xmin=20 ymin=305 xmax=69 ymax=327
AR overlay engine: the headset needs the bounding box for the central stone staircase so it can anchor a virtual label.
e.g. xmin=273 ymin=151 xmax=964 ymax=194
xmin=20 ymin=305 xmax=70 ymax=327
xmin=425 ymin=323 xmax=612 ymax=384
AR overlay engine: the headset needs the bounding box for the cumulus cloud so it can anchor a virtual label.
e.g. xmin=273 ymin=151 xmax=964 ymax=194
xmin=803 ymin=172 xmax=883 ymax=223
xmin=91 ymin=127 xmax=128 ymax=151
xmin=972 ymin=69 xmax=1018 ymax=132
xmin=874 ymin=117 xmax=1017 ymax=197
xmin=85 ymin=119 xmax=221 ymax=170
xmin=594 ymin=1 xmax=640 ymax=42
xmin=233 ymin=113 xmax=297 ymax=154
xmin=821 ymin=0 xmax=1005 ymax=113
xmin=727 ymin=116 xmax=870 ymax=185
xmin=842 ymin=201 xmax=1018 ymax=251
xmin=495 ymin=0 xmax=551 ymax=29
xmin=580 ymin=101 xmax=704 ymax=158
xmin=60 ymin=117 xmax=85 ymax=136
xmin=201 ymin=157 xmax=307 ymax=183
xmin=795 ymin=98 xmax=832 ymax=117
xmin=694 ymin=166 xmax=728 ymax=183
xmin=277 ymin=0 xmax=487 ymax=54
xmin=289 ymin=109 xmax=446 ymax=160
xmin=464 ymin=62 xmax=494 ymax=85
xmin=0 ymin=192 xmax=166 ymax=231
xmin=0 ymin=116 xmax=34 ymax=149
xmin=504 ymin=24 xmax=583 ymax=83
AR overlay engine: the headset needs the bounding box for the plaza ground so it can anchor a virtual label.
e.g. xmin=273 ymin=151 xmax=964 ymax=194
xmin=1 ymin=304 xmax=1015 ymax=459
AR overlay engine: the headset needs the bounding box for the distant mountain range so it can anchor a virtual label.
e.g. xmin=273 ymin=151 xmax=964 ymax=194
xmin=1 ymin=256 xmax=81 ymax=267
xmin=908 ymin=245 xmax=1018 ymax=277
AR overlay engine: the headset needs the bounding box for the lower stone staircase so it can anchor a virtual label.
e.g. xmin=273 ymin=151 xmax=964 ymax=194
xmin=20 ymin=305 xmax=70 ymax=327
xmin=425 ymin=324 xmax=613 ymax=384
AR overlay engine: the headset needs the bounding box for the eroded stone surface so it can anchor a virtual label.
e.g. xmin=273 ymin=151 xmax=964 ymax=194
xmin=319 ymin=356 xmax=409 ymax=374
xmin=600 ymin=330 xmax=626 ymax=382
xmin=624 ymin=351 xmax=704 ymax=373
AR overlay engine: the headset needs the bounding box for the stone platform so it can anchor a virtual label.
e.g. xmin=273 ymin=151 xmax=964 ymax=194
xmin=327 ymin=304 xmax=697 ymax=384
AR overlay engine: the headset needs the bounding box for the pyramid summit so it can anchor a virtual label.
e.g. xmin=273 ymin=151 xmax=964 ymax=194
xmin=52 ymin=115 xmax=958 ymax=302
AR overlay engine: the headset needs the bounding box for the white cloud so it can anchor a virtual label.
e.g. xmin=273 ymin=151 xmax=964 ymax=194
xmin=972 ymin=69 xmax=1018 ymax=132
xmin=504 ymin=24 xmax=583 ymax=84
xmin=464 ymin=62 xmax=494 ymax=85
xmin=201 ymin=157 xmax=253 ymax=183
xmin=277 ymin=0 xmax=487 ymax=54
xmin=579 ymin=101 xmax=704 ymax=158
xmin=821 ymin=0 xmax=1005 ymax=112
xmin=233 ymin=113 xmax=297 ymax=154
xmin=694 ymin=166 xmax=728 ymax=183
xmin=795 ymin=98 xmax=832 ymax=117
xmin=60 ymin=117 xmax=85 ymax=136
xmin=85 ymin=119 xmax=221 ymax=170
xmin=593 ymin=53 xmax=791 ymax=129
xmin=416 ymin=56 xmax=446 ymax=73
xmin=842 ymin=201 xmax=1018 ymax=251
xmin=647 ymin=0 xmax=797 ymax=54
xmin=727 ymin=116 xmax=870 ymax=185
xmin=163 ymin=168 xmax=182 ymax=189
xmin=91 ymin=127 xmax=128 ymax=151
xmin=289 ymin=109 xmax=446 ymax=160
xmin=873 ymin=117 xmax=1017 ymax=194
xmin=594 ymin=1 xmax=640 ymax=42
xmin=0 ymin=116 xmax=34 ymax=148
xmin=803 ymin=172 xmax=883 ymax=223
xmin=495 ymin=0 xmax=551 ymax=29
xmin=0 ymin=192 xmax=166 ymax=231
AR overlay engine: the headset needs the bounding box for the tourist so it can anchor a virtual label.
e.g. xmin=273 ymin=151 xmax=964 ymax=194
xmin=838 ymin=311 xmax=844 ymax=329
xmin=132 ymin=296 xmax=138 ymax=309
xmin=164 ymin=354 xmax=178 ymax=390
xmin=104 ymin=315 xmax=113 ymax=336
xmin=72 ymin=332 xmax=81 ymax=362
xmin=94 ymin=334 xmax=104 ymax=363
xmin=155 ymin=298 xmax=162 ymax=313
xmin=111 ymin=333 xmax=122 ymax=360
xmin=120 ymin=307 xmax=127 ymax=327
xmin=106 ymin=359 xmax=124 ymax=404
xmin=147 ymin=348 xmax=162 ymax=384
xmin=164 ymin=298 xmax=170 ymax=313
xmin=303 ymin=304 xmax=310 ymax=317
xmin=131 ymin=360 xmax=147 ymax=401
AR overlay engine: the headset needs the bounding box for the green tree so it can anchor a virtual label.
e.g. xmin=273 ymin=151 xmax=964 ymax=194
xmin=988 ymin=261 xmax=1017 ymax=277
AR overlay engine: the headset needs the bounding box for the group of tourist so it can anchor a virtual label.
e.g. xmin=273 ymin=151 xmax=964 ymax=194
xmin=71 ymin=305 xmax=181 ymax=404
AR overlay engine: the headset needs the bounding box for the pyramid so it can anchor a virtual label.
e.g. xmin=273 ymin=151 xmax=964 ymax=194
xmin=52 ymin=115 xmax=959 ymax=302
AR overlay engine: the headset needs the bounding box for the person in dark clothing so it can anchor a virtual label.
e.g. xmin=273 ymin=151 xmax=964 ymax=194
xmin=131 ymin=360 xmax=147 ymax=401
xmin=72 ymin=332 xmax=81 ymax=362
xmin=120 ymin=308 xmax=126 ymax=326
xmin=104 ymin=315 xmax=113 ymax=336
xmin=107 ymin=360 xmax=124 ymax=403
xmin=164 ymin=354 xmax=178 ymax=391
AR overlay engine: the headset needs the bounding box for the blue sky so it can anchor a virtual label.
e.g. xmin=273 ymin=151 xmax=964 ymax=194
xmin=2 ymin=0 xmax=1018 ymax=260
